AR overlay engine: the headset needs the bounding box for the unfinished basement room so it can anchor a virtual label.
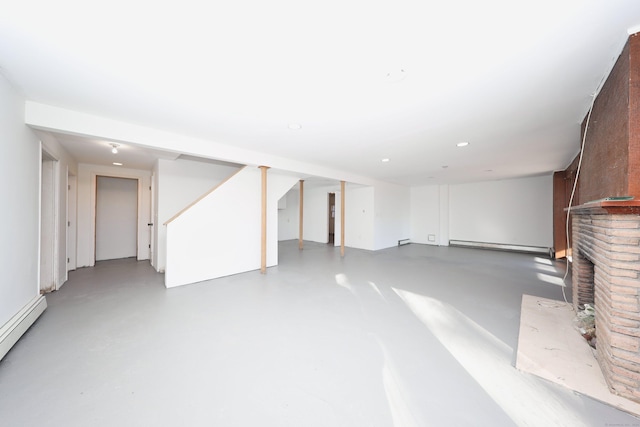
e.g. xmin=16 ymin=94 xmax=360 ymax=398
xmin=1 ymin=1 xmax=640 ymax=426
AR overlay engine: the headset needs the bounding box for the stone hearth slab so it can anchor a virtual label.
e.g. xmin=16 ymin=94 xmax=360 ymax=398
xmin=516 ymin=295 xmax=640 ymax=417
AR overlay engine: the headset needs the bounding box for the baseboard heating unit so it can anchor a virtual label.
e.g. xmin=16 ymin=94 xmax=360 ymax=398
xmin=398 ymin=239 xmax=411 ymax=246
xmin=449 ymin=240 xmax=554 ymax=258
xmin=0 ymin=295 xmax=47 ymax=361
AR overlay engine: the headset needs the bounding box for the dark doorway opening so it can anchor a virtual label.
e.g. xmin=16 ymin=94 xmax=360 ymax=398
xmin=328 ymin=193 xmax=335 ymax=244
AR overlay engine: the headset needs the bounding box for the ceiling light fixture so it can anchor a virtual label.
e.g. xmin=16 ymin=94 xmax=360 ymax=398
xmin=110 ymin=143 xmax=119 ymax=154
xmin=113 ymin=162 xmax=123 ymax=166
xmin=456 ymin=141 xmax=469 ymax=147
xmin=386 ymin=69 xmax=406 ymax=83
xmin=381 ymin=158 xmax=390 ymax=163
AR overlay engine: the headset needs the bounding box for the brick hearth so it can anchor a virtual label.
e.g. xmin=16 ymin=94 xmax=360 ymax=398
xmin=571 ymin=201 xmax=640 ymax=402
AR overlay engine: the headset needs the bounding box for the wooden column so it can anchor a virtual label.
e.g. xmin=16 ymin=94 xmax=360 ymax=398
xmin=340 ymin=180 xmax=345 ymax=257
xmin=260 ymin=166 xmax=269 ymax=274
xmin=299 ymin=180 xmax=304 ymax=250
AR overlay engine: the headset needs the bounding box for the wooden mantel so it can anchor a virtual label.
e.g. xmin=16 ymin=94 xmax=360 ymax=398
xmin=568 ymin=199 xmax=640 ymax=215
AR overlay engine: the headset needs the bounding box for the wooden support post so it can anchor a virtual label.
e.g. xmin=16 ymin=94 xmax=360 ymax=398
xmin=340 ymin=180 xmax=345 ymax=257
xmin=299 ymin=180 xmax=304 ymax=250
xmin=260 ymin=166 xmax=269 ymax=274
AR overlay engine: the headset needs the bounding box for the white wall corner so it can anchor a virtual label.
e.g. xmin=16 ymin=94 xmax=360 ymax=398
xmin=438 ymin=184 xmax=450 ymax=246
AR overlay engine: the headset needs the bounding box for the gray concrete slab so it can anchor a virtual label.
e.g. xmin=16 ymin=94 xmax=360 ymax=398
xmin=0 ymin=241 xmax=637 ymax=426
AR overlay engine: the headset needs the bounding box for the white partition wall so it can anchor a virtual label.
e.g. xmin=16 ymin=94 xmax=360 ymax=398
xmin=0 ymin=73 xmax=47 ymax=361
xmin=449 ymin=175 xmax=553 ymax=248
xmin=303 ymin=186 xmax=335 ymax=244
xmin=278 ymin=188 xmax=300 ymax=241
xmin=155 ymin=158 xmax=241 ymax=272
xmin=410 ymin=177 xmax=552 ymax=249
xmin=373 ymin=182 xmax=410 ymax=250
xmin=165 ymin=167 xmax=299 ymax=288
xmin=343 ymin=186 xmax=375 ymax=250
xmin=410 ymin=185 xmax=440 ymax=245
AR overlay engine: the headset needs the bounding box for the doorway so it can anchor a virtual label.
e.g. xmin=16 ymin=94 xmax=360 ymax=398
xmin=95 ymin=176 xmax=138 ymax=261
xmin=40 ymin=150 xmax=58 ymax=293
xmin=328 ymin=193 xmax=335 ymax=244
xmin=67 ymin=171 xmax=77 ymax=273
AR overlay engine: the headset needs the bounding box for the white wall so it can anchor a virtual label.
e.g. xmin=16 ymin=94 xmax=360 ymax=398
xmin=410 ymin=185 xmax=440 ymax=245
xmin=295 ymin=183 xmax=397 ymax=251
xmin=156 ymin=158 xmax=240 ymax=272
xmin=267 ymin=173 xmax=301 ymax=265
xmin=410 ymin=177 xmax=552 ymax=248
xmin=77 ymin=164 xmax=152 ymax=267
xmin=303 ymin=186 xmax=335 ymax=244
xmin=0 ymin=73 xmax=42 ymax=329
xmin=373 ymin=182 xmax=410 ymax=250
xmin=343 ymin=186 xmax=375 ymax=250
xmin=449 ymin=175 xmax=553 ymax=247
xmin=165 ymin=167 xmax=298 ymax=288
xmin=439 ymin=185 xmax=450 ymax=246
xmin=278 ymin=188 xmax=300 ymax=241
xmin=410 ymin=184 xmax=449 ymax=246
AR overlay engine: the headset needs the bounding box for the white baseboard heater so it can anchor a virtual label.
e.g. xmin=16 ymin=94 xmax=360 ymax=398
xmin=0 ymin=295 xmax=47 ymax=361
xmin=449 ymin=240 xmax=554 ymax=258
xmin=398 ymin=239 xmax=411 ymax=246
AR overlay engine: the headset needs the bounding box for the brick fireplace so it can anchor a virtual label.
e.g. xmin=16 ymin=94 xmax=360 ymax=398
xmin=553 ymin=31 xmax=640 ymax=403
xmin=571 ymin=201 xmax=640 ymax=403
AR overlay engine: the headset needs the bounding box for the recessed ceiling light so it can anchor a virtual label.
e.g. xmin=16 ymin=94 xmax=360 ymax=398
xmin=386 ymin=69 xmax=406 ymax=83
xmin=456 ymin=141 xmax=469 ymax=147
xmin=110 ymin=143 xmax=119 ymax=154
xmin=381 ymin=158 xmax=390 ymax=163
xmin=113 ymin=162 xmax=123 ymax=166
xmin=288 ymin=123 xmax=302 ymax=130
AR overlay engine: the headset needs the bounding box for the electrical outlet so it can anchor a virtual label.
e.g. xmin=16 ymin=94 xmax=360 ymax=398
xmin=428 ymin=234 xmax=436 ymax=242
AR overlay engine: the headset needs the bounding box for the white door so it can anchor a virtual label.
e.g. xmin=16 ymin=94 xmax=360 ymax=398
xmin=96 ymin=176 xmax=138 ymax=261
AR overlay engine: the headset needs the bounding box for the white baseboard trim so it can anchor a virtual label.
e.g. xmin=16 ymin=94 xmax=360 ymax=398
xmin=449 ymin=240 xmax=554 ymax=258
xmin=0 ymin=295 xmax=47 ymax=361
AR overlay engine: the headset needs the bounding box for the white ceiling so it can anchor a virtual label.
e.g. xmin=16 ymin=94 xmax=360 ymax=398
xmin=2 ymin=0 xmax=640 ymax=186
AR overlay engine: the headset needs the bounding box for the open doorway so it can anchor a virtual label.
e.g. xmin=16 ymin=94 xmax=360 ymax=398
xmin=40 ymin=149 xmax=58 ymax=293
xmin=95 ymin=176 xmax=138 ymax=261
xmin=328 ymin=193 xmax=335 ymax=244
xmin=67 ymin=171 xmax=77 ymax=274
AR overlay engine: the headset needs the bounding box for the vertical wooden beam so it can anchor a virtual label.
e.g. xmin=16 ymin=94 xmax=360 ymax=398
xmin=552 ymin=171 xmax=568 ymax=259
xmin=260 ymin=166 xmax=269 ymax=274
xmin=299 ymin=180 xmax=304 ymax=250
xmin=340 ymin=180 xmax=345 ymax=257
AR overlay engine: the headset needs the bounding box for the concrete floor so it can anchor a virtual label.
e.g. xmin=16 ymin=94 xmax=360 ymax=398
xmin=0 ymin=241 xmax=638 ymax=426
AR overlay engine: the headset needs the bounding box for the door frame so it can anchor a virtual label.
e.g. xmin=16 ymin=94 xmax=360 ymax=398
xmin=90 ymin=171 xmax=151 ymax=264
xmin=94 ymin=174 xmax=140 ymax=262
xmin=67 ymin=170 xmax=77 ymax=274
xmin=328 ymin=192 xmax=335 ymax=244
xmin=40 ymin=148 xmax=59 ymax=293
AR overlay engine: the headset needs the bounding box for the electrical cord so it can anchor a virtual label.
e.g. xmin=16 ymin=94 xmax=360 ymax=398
xmin=561 ymin=90 xmax=598 ymax=310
